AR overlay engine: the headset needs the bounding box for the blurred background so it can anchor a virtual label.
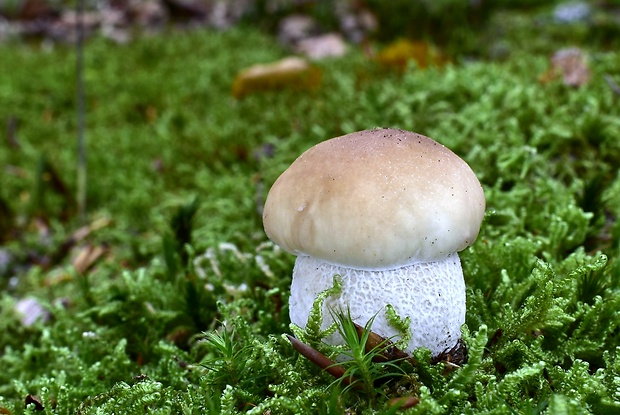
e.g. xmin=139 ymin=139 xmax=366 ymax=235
xmin=2 ymin=0 xmax=620 ymax=55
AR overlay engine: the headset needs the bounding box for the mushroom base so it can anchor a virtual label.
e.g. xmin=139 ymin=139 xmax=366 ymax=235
xmin=289 ymin=254 xmax=466 ymax=357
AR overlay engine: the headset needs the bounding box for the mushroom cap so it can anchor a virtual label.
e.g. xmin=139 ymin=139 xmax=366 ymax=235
xmin=263 ymin=128 xmax=485 ymax=270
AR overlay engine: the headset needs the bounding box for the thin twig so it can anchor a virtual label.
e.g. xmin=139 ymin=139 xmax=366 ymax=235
xmin=286 ymin=335 xmax=361 ymax=389
xmin=76 ymin=0 xmax=87 ymax=223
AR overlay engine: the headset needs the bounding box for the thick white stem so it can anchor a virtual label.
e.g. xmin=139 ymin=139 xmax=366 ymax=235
xmin=289 ymin=254 xmax=466 ymax=357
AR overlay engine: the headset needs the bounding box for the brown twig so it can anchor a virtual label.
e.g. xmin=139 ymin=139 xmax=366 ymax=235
xmin=387 ymin=396 xmax=420 ymax=410
xmin=353 ymin=322 xmax=415 ymax=364
xmin=286 ymin=335 xmax=361 ymax=389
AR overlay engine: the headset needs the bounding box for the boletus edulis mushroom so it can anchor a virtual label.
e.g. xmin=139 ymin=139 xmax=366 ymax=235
xmin=262 ymin=128 xmax=485 ymax=358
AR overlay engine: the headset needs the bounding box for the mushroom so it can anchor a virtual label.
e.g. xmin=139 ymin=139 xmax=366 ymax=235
xmin=262 ymin=128 xmax=485 ymax=357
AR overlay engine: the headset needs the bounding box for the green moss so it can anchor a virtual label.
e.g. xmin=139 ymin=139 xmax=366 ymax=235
xmin=0 ymin=18 xmax=619 ymax=415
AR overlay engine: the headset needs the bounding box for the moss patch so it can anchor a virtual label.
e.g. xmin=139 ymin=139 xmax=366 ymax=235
xmin=0 ymin=24 xmax=619 ymax=414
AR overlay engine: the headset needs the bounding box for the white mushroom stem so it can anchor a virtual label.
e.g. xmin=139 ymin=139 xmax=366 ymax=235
xmin=289 ymin=254 xmax=466 ymax=357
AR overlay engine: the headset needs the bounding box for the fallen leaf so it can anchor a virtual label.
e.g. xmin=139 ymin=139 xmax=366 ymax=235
xmin=43 ymin=217 xmax=111 ymax=270
xmin=231 ymin=57 xmax=321 ymax=99
xmin=376 ymin=38 xmax=448 ymax=73
xmin=72 ymin=244 xmax=107 ymax=274
xmin=25 ymin=394 xmax=44 ymax=411
xmin=539 ymin=47 xmax=590 ymax=87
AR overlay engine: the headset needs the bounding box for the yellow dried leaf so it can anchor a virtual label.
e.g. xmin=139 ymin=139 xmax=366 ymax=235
xmin=231 ymin=57 xmax=322 ymax=99
xmin=376 ymin=38 xmax=448 ymax=73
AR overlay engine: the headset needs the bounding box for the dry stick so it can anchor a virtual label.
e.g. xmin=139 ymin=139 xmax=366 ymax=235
xmin=286 ymin=335 xmax=362 ymax=389
xmin=352 ymin=322 xmax=414 ymax=364
xmin=76 ymin=0 xmax=87 ymax=223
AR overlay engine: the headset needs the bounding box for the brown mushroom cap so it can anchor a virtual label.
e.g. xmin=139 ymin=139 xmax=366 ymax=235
xmin=262 ymin=128 xmax=485 ymax=270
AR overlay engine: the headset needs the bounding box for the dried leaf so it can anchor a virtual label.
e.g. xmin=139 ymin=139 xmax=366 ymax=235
xmin=45 ymin=217 xmax=111 ymax=270
xmin=24 ymin=394 xmax=44 ymax=411
xmin=72 ymin=244 xmax=107 ymax=274
xmin=539 ymin=47 xmax=590 ymax=87
xmin=377 ymin=39 xmax=448 ymax=73
xmin=231 ymin=57 xmax=322 ymax=99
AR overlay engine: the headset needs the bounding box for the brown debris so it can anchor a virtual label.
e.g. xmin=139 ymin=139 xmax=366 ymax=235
xmin=387 ymin=396 xmax=420 ymax=410
xmin=539 ymin=47 xmax=591 ymax=87
xmin=286 ymin=334 xmax=361 ymax=389
xmin=72 ymin=244 xmax=107 ymax=274
xmin=376 ymin=39 xmax=448 ymax=73
xmin=24 ymin=394 xmax=44 ymax=411
xmin=43 ymin=217 xmax=112 ymax=271
xmin=231 ymin=57 xmax=321 ymax=99
xmin=431 ymin=338 xmax=468 ymax=372
xmin=352 ymin=322 xmax=414 ymax=364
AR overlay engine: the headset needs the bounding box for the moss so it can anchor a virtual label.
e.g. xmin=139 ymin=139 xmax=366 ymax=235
xmin=0 ymin=19 xmax=619 ymax=414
